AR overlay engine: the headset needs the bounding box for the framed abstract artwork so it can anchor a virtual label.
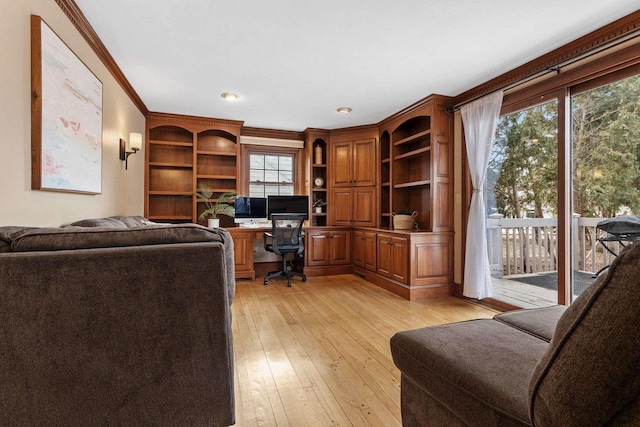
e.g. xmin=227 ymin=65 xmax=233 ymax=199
xmin=31 ymin=15 xmax=103 ymax=194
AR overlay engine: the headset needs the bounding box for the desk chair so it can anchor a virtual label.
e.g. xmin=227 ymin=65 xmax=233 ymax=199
xmin=264 ymin=214 xmax=306 ymax=287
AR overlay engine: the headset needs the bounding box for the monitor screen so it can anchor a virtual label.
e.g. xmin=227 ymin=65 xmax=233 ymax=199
xmin=267 ymin=195 xmax=309 ymax=220
xmin=234 ymin=197 xmax=267 ymax=223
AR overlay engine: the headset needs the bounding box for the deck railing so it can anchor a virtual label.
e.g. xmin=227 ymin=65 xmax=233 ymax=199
xmin=487 ymin=214 xmax=618 ymax=277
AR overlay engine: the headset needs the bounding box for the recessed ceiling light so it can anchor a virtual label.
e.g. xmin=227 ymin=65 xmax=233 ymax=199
xmin=221 ymin=92 xmax=240 ymax=101
xmin=336 ymin=107 xmax=352 ymax=114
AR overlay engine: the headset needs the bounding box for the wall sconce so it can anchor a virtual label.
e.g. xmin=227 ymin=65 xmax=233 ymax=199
xmin=119 ymin=132 xmax=142 ymax=170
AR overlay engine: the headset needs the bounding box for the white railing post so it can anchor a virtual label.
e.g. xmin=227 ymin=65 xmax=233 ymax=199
xmin=487 ymin=214 xmax=504 ymax=278
xmin=572 ymin=213 xmax=581 ymax=271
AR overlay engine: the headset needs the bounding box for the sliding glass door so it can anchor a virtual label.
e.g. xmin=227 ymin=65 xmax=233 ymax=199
xmin=481 ymin=71 xmax=640 ymax=307
xmin=485 ymin=100 xmax=559 ymax=308
xmin=570 ymin=73 xmax=640 ymax=301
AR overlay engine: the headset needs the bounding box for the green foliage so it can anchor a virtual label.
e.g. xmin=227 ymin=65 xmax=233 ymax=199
xmin=572 ymin=74 xmax=640 ymax=217
xmin=196 ymin=184 xmax=236 ymax=220
xmin=488 ymin=101 xmax=558 ymax=218
xmin=488 ymin=73 xmax=640 ymax=219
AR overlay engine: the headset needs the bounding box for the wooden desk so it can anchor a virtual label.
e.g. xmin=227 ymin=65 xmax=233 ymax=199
xmin=226 ymin=227 xmax=270 ymax=280
xmin=226 ymin=226 xmax=353 ymax=280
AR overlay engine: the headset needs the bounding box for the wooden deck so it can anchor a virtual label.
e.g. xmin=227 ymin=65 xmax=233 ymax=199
xmin=492 ymin=277 xmax=558 ymax=309
xmin=492 ymin=271 xmax=597 ymax=308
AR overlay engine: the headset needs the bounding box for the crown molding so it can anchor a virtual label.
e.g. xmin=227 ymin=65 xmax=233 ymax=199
xmin=378 ymin=93 xmax=454 ymax=132
xmin=55 ymin=0 xmax=148 ymax=115
xmin=146 ymin=112 xmax=244 ymax=135
xmin=453 ymin=10 xmax=640 ymax=107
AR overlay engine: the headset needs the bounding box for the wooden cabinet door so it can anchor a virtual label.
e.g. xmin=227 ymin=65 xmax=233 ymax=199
xmin=331 ymin=188 xmax=353 ymax=226
xmin=352 ymin=187 xmax=376 ymax=227
xmin=353 ymin=230 xmax=366 ymax=268
xmin=377 ymin=234 xmax=393 ymax=278
xmin=390 ymin=236 xmax=409 ymax=283
xmin=363 ymin=232 xmax=377 ymax=271
xmin=232 ymin=232 xmax=251 ymax=272
xmin=227 ymin=230 xmax=255 ymax=279
xmin=331 ymin=141 xmax=352 ymax=187
xmin=353 ymin=138 xmax=376 ymax=186
xmin=307 ymin=230 xmax=330 ymax=266
xmin=329 ymin=230 xmax=351 ymax=265
xmin=377 ymin=234 xmax=408 ymax=283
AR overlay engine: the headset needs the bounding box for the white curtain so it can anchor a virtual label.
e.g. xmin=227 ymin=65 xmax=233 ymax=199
xmin=461 ymin=91 xmax=504 ymax=299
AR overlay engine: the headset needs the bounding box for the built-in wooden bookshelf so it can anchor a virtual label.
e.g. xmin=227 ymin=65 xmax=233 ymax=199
xmin=379 ymin=95 xmax=453 ymax=232
xmin=145 ymin=113 xmax=243 ymax=226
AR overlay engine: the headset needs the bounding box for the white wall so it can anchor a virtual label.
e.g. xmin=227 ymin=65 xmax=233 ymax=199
xmin=0 ymin=0 xmax=145 ymax=227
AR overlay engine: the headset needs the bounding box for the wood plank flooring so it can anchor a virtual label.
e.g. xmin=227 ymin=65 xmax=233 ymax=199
xmin=232 ymin=274 xmax=498 ymax=427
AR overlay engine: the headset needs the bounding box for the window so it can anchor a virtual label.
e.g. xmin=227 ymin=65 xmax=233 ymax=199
xmin=485 ymin=99 xmax=559 ymax=308
xmin=248 ymin=152 xmax=295 ymax=197
xmin=570 ymin=73 xmax=640 ymax=300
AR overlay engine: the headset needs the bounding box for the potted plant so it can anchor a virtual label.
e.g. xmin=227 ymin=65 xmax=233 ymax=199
xmin=313 ymin=199 xmax=326 ymax=214
xmin=196 ymin=184 xmax=236 ymax=228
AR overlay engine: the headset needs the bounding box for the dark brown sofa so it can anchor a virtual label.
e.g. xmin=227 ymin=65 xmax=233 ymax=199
xmin=391 ymin=240 xmax=640 ymax=426
xmin=0 ymin=218 xmax=236 ymax=426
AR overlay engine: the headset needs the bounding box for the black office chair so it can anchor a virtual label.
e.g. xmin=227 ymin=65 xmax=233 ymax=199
xmin=264 ymin=214 xmax=306 ymax=287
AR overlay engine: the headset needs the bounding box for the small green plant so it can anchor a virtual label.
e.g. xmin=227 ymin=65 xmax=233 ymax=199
xmin=313 ymin=199 xmax=327 ymax=208
xmin=196 ymin=184 xmax=236 ymax=220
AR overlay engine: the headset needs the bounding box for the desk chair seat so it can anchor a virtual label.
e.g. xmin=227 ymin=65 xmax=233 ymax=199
xmin=264 ymin=214 xmax=306 ymax=287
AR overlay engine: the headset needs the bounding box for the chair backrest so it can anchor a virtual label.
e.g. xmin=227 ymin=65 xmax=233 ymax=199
xmin=269 ymin=214 xmax=305 ymax=255
xmin=528 ymin=240 xmax=640 ymax=426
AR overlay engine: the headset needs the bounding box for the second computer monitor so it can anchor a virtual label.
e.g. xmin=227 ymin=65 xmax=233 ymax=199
xmin=267 ymin=195 xmax=309 ymax=220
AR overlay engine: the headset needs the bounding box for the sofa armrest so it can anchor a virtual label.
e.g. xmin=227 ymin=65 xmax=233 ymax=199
xmin=0 ymin=242 xmax=235 ymax=426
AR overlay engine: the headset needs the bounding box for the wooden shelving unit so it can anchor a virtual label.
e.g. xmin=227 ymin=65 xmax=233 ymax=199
xmin=379 ymin=95 xmax=454 ymax=232
xmin=306 ymin=130 xmax=330 ymax=227
xmin=379 ymin=131 xmax=391 ymax=228
xmin=145 ymin=113 xmax=242 ymax=226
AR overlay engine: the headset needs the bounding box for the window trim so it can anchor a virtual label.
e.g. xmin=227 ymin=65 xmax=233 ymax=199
xmin=240 ymin=144 xmax=304 ymax=196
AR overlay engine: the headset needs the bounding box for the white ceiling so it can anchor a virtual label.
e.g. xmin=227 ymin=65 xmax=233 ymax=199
xmin=74 ymin=1 xmax=640 ymax=131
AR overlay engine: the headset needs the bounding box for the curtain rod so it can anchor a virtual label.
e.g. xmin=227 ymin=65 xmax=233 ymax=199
xmin=449 ymin=28 xmax=640 ymax=113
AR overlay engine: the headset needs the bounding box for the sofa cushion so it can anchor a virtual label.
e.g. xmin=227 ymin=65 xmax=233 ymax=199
xmin=1 ymin=227 xmax=38 ymax=253
xmin=391 ymin=319 xmax=549 ymax=426
xmin=529 ymin=241 xmax=640 ymax=426
xmin=68 ymin=215 xmax=156 ymax=228
xmin=5 ymin=223 xmax=236 ymax=304
xmin=8 ymin=224 xmax=225 ymax=252
xmin=493 ymin=305 xmax=566 ymax=342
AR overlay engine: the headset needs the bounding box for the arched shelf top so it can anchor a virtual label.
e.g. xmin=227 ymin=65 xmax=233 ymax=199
xmin=392 ymin=115 xmax=431 ymax=142
xmin=197 ymin=129 xmax=237 ymax=144
xmin=149 ymin=125 xmax=193 ymax=144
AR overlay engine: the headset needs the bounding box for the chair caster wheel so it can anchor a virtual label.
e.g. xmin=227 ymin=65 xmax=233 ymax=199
xmin=302 ymin=276 xmax=307 ymax=282
xmin=263 ymin=280 xmax=268 ymax=285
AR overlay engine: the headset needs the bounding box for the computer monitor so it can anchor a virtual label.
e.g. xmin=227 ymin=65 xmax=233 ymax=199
xmin=234 ymin=197 xmax=267 ymax=224
xmin=267 ymin=195 xmax=309 ymax=220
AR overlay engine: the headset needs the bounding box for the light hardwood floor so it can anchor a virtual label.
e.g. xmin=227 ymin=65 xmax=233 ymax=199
xmin=232 ymin=274 xmax=498 ymax=426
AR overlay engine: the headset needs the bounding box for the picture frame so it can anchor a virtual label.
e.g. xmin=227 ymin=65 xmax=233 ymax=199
xmin=31 ymin=15 xmax=103 ymax=194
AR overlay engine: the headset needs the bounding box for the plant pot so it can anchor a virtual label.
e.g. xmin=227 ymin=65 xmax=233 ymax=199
xmin=208 ymin=218 xmax=220 ymax=228
xmin=314 ymin=207 xmax=323 ymax=214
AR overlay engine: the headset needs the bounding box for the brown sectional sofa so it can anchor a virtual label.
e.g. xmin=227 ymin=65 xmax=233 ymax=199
xmin=391 ymin=240 xmax=640 ymax=426
xmin=0 ymin=217 xmax=236 ymax=426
